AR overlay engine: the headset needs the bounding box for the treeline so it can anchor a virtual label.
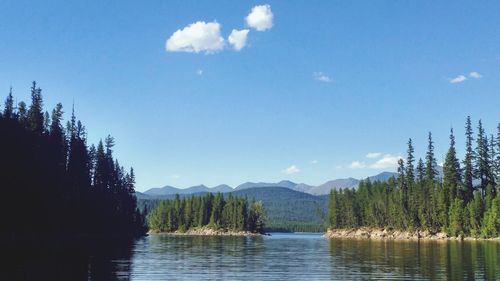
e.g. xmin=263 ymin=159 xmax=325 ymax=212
xmin=0 ymin=82 xmax=146 ymax=236
xmin=148 ymin=193 xmax=266 ymax=233
xmin=328 ymin=117 xmax=500 ymax=238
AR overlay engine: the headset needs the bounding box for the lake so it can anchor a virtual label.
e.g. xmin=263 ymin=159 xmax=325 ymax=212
xmin=4 ymin=233 xmax=500 ymax=280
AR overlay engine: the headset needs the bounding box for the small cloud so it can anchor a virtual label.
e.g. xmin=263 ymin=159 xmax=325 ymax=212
xmin=349 ymin=161 xmax=366 ymax=169
xmin=170 ymin=174 xmax=181 ymax=179
xmin=246 ymin=4 xmax=273 ymax=31
xmin=469 ymin=71 xmax=482 ymax=79
xmin=366 ymin=152 xmax=382 ymax=159
xmin=228 ymin=29 xmax=250 ymax=51
xmin=310 ymin=160 xmax=319 ymax=164
xmin=450 ymin=75 xmax=467 ymax=84
xmin=196 ymin=69 xmax=203 ymax=75
xmin=166 ymin=21 xmax=225 ymax=54
xmin=314 ymin=72 xmax=333 ymax=83
xmin=335 ymin=165 xmax=343 ymax=169
xmin=282 ymin=165 xmax=300 ymax=174
xmin=369 ymin=154 xmax=402 ymax=169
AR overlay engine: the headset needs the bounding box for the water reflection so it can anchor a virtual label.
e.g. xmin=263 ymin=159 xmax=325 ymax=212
xmin=2 ymin=234 xmax=499 ymax=280
xmin=328 ymin=238 xmax=500 ymax=280
xmin=1 ymin=236 xmax=135 ymax=281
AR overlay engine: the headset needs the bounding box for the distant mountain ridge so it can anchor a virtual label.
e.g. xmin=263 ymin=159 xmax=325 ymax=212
xmin=143 ymin=171 xmax=401 ymax=196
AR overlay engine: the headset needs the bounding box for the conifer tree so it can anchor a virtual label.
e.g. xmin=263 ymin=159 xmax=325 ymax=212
xmin=3 ymin=87 xmax=14 ymax=119
xmin=443 ymin=128 xmax=462 ymax=201
xmin=463 ymin=116 xmax=475 ymax=202
xmin=425 ymin=132 xmax=438 ymax=183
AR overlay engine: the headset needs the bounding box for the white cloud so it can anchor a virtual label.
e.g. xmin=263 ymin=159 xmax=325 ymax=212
xmin=196 ymin=69 xmax=203 ymax=75
xmin=170 ymin=174 xmax=181 ymax=179
xmin=450 ymin=75 xmax=467 ymax=84
xmin=349 ymin=161 xmax=366 ymax=169
xmin=282 ymin=165 xmax=300 ymax=174
xmin=469 ymin=71 xmax=482 ymax=79
xmin=246 ymin=4 xmax=273 ymax=31
xmin=314 ymin=72 xmax=333 ymax=83
xmin=310 ymin=160 xmax=319 ymax=164
xmin=228 ymin=29 xmax=249 ymax=51
xmin=369 ymin=154 xmax=402 ymax=169
xmin=166 ymin=21 xmax=225 ymax=54
xmin=366 ymin=152 xmax=382 ymax=159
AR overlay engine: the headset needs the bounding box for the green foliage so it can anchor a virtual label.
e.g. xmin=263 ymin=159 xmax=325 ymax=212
xmin=327 ymin=118 xmax=500 ymax=238
xmin=147 ymin=193 xmax=265 ymax=233
xmin=0 ymin=82 xmax=146 ymax=236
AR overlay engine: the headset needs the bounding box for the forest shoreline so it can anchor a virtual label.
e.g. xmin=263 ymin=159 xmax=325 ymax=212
xmin=149 ymin=227 xmax=262 ymax=236
xmin=324 ymin=228 xmax=500 ymax=241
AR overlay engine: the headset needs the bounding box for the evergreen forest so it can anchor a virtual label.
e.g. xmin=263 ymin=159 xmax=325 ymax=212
xmin=328 ymin=117 xmax=500 ymax=238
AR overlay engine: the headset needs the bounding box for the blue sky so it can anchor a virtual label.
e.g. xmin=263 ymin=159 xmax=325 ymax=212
xmin=1 ymin=1 xmax=499 ymax=191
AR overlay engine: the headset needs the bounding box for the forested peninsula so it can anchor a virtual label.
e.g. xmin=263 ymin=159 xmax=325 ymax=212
xmin=327 ymin=117 xmax=500 ymax=240
xmin=147 ymin=193 xmax=266 ymax=235
xmin=0 ymin=82 xmax=146 ymax=238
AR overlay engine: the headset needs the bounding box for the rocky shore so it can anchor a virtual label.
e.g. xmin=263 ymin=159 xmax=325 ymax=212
xmin=324 ymin=228 xmax=498 ymax=241
xmin=150 ymin=227 xmax=261 ymax=236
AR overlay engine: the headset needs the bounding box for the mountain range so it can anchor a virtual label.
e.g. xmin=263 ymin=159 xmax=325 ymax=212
xmin=140 ymin=171 xmax=407 ymax=197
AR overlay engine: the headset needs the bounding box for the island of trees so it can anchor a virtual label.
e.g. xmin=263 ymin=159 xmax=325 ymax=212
xmin=328 ymin=117 xmax=500 ymax=238
xmin=0 ymin=82 xmax=146 ymax=237
xmin=147 ymin=193 xmax=266 ymax=234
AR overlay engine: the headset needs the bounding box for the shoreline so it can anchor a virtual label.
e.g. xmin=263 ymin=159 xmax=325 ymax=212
xmin=149 ymin=227 xmax=262 ymax=237
xmin=324 ymin=228 xmax=500 ymax=241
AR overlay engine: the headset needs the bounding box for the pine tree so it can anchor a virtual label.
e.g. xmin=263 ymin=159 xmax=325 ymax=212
xmin=406 ymin=138 xmax=415 ymax=186
xmin=463 ymin=116 xmax=475 ymax=202
xmin=475 ymin=120 xmax=492 ymax=195
xmin=416 ymin=158 xmax=425 ymax=183
xmin=425 ymin=132 xmax=438 ymax=183
xmin=3 ymin=87 xmax=14 ymax=119
xmin=27 ymin=81 xmax=44 ymax=135
xmin=443 ymin=128 xmax=462 ymax=201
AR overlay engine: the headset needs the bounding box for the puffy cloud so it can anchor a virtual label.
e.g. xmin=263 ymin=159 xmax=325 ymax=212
xmin=469 ymin=71 xmax=482 ymax=79
xmin=369 ymin=154 xmax=402 ymax=169
xmin=349 ymin=161 xmax=366 ymax=169
xmin=366 ymin=152 xmax=382 ymax=159
xmin=282 ymin=165 xmax=300 ymax=174
xmin=314 ymin=72 xmax=333 ymax=83
xmin=228 ymin=29 xmax=249 ymax=51
xmin=246 ymin=4 xmax=273 ymax=31
xmin=166 ymin=21 xmax=224 ymax=54
xmin=450 ymin=75 xmax=467 ymax=84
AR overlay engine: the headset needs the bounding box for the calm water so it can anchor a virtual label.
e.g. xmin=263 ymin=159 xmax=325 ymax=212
xmin=4 ymin=233 xmax=500 ymax=280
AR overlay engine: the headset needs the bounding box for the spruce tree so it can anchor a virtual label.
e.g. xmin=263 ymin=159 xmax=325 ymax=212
xmin=406 ymin=138 xmax=415 ymax=186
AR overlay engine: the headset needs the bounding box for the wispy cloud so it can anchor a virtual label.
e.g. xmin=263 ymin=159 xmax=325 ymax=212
xmin=282 ymin=165 xmax=300 ymax=174
xmin=228 ymin=29 xmax=249 ymax=51
xmin=366 ymin=152 xmax=382 ymax=159
xmin=196 ymin=69 xmax=203 ymax=75
xmin=349 ymin=161 xmax=366 ymax=169
xmin=170 ymin=174 xmax=181 ymax=179
xmin=166 ymin=21 xmax=224 ymax=54
xmin=369 ymin=154 xmax=402 ymax=169
xmin=314 ymin=72 xmax=333 ymax=83
xmin=450 ymin=75 xmax=467 ymax=84
xmin=469 ymin=71 xmax=482 ymax=79
xmin=310 ymin=160 xmax=319 ymax=164
xmin=246 ymin=4 xmax=274 ymax=31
